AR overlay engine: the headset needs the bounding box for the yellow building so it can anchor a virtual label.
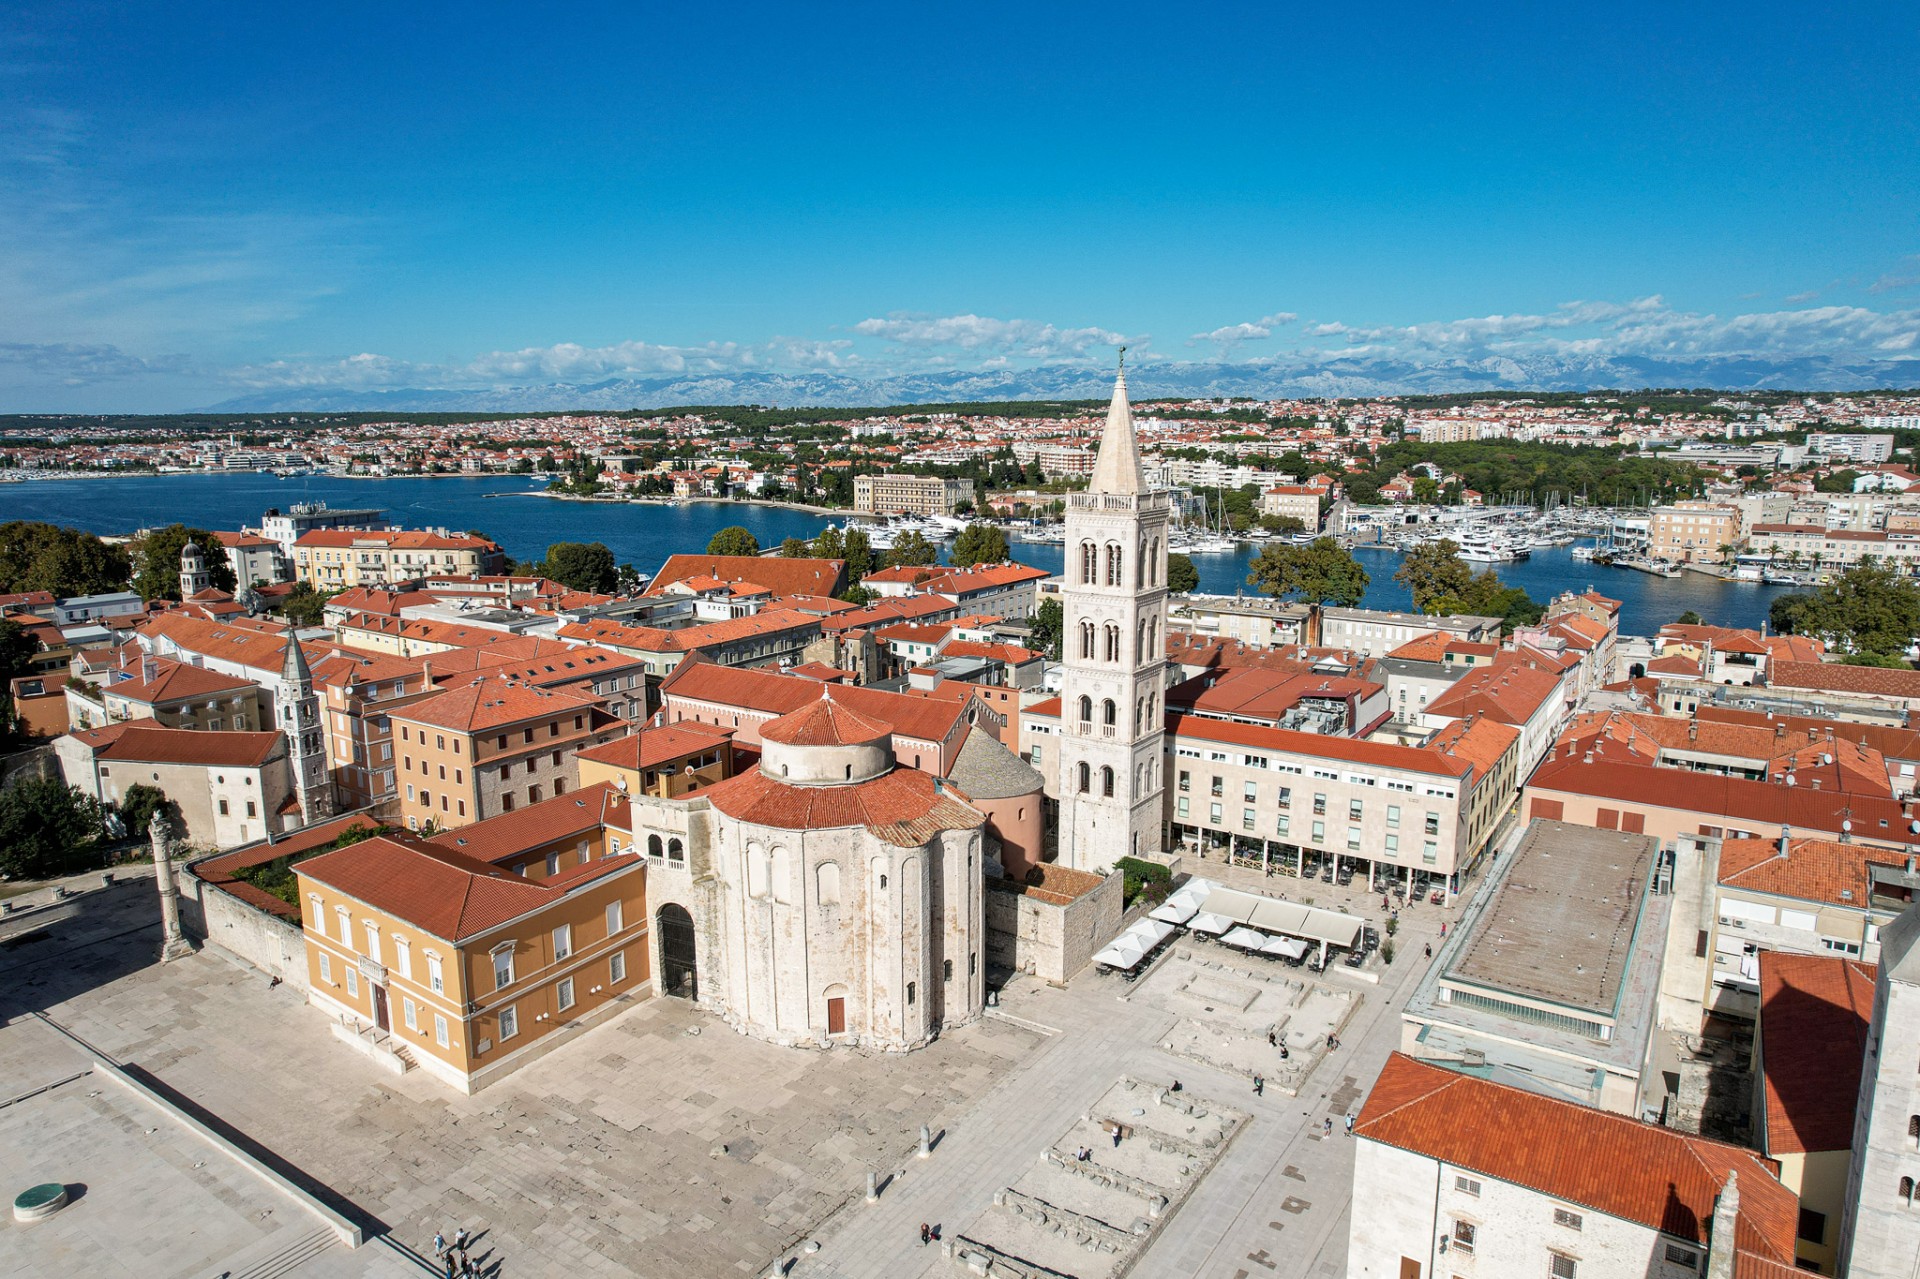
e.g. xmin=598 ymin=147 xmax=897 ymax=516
xmin=295 ymin=820 xmax=649 ymax=1094
xmin=292 ymin=529 xmax=504 ymax=589
xmin=1648 ymin=501 xmax=1739 ymax=565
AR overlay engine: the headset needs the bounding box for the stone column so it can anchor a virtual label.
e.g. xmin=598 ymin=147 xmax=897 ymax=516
xmin=150 ymin=812 xmax=195 ymax=963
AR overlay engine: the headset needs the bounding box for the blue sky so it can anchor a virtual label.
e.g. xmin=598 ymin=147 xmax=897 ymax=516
xmin=2 ymin=1 xmax=1917 ymax=410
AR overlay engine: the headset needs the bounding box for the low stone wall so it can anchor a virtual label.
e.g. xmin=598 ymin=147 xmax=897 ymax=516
xmin=985 ymin=866 xmax=1123 ymax=986
xmin=179 ymin=871 xmax=310 ymax=991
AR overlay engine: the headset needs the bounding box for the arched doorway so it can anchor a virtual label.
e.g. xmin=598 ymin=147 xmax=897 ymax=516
xmin=658 ymin=903 xmax=697 ymax=1000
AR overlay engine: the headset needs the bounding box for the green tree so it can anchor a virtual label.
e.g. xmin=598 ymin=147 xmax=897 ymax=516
xmin=811 ymin=525 xmax=846 ymax=558
xmin=542 ymin=541 xmax=618 ymax=592
xmin=885 ymin=530 xmax=939 ymax=568
xmin=131 ymin=525 xmax=236 ymax=600
xmin=1769 ymin=558 xmax=1920 ymax=662
xmin=843 ymin=528 xmax=874 ymax=583
xmin=1394 ymin=540 xmax=1475 ymax=612
xmin=118 ymin=783 xmax=175 ymax=837
xmin=0 ymin=521 xmax=132 ymax=597
xmin=838 ymin=583 xmax=875 ymax=606
xmin=950 ymin=523 xmax=1011 ymax=567
xmin=1166 ymin=552 xmax=1201 ymax=594
xmin=279 ymin=582 xmax=331 ymax=628
xmin=1030 ymin=596 xmax=1064 ymax=660
xmin=0 ymin=777 xmax=107 ymax=879
xmin=1455 ymin=570 xmax=1545 ymax=631
xmin=1247 ymin=538 xmax=1370 ymax=607
xmin=0 ymin=618 xmax=40 ymax=686
xmin=1411 ymin=475 xmax=1441 ymax=504
xmin=706 ymin=526 xmax=761 ymax=557
xmin=779 ymin=537 xmax=812 ymax=558
xmin=1674 ymin=610 xmax=1704 ymax=626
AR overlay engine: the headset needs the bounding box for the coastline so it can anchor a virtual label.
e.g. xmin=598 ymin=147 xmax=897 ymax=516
xmin=518 ymin=490 xmax=848 ymax=517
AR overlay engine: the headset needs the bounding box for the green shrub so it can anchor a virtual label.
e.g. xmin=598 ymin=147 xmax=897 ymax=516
xmin=1116 ymin=856 xmax=1173 ymax=906
xmin=1381 ymin=940 xmax=1396 ymax=965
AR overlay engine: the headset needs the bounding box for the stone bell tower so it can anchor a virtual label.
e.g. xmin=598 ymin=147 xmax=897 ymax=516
xmin=278 ymin=636 xmax=335 ymax=825
xmin=1054 ymin=355 xmax=1169 ymax=869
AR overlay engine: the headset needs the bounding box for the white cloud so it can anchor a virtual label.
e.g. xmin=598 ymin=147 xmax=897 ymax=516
xmin=0 ymin=341 xmax=189 ymax=385
xmin=1187 ymin=312 xmax=1299 ymax=349
xmin=851 ymin=313 xmax=1131 ymax=360
xmin=1869 ymin=256 xmax=1920 ymax=295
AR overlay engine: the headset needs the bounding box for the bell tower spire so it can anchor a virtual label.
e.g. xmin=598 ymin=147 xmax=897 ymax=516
xmin=1090 ymin=351 xmax=1148 ymax=496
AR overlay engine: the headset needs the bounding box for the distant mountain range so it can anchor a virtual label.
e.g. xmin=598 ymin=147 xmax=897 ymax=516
xmin=205 ymin=353 xmax=1920 ymax=413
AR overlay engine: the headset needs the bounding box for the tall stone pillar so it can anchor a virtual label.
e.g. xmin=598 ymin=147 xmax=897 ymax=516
xmin=150 ymin=812 xmax=195 ymax=963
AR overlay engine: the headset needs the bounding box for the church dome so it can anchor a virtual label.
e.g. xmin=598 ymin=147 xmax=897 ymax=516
xmin=758 ymin=694 xmax=893 ymax=786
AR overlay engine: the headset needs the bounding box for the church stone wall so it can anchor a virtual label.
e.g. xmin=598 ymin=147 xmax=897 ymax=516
xmin=984 ymin=867 xmax=1121 ymax=986
xmin=179 ymin=873 xmax=311 ymax=990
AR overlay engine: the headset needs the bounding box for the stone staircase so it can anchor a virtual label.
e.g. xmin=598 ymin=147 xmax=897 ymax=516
xmin=223 ymin=1227 xmax=335 ymax=1279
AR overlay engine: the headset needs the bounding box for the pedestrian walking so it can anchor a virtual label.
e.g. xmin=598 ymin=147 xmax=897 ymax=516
xmin=1345 ymin=1112 xmax=1355 ymax=1135
xmin=1267 ymin=1029 xmax=1277 ymax=1047
xmin=1253 ymin=1074 xmax=1264 ymax=1096
xmin=1170 ymin=1079 xmax=1182 ymax=1093
xmin=920 ymin=1223 xmax=931 ymax=1247
xmin=1113 ymin=1128 xmax=1122 ymax=1148
xmin=433 ymin=1231 xmax=446 ymax=1258
xmin=1425 ymin=943 xmax=1433 ymax=958
xmin=442 ymin=1253 xmax=456 ymax=1279
xmin=1324 ymin=1117 xmax=1333 ymax=1137
xmin=453 ymin=1227 xmax=470 ymax=1253
xmin=1440 ymin=922 xmax=1448 ymax=938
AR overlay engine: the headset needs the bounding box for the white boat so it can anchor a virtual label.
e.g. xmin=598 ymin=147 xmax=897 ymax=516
xmin=1570 ymin=545 xmax=1596 ymax=562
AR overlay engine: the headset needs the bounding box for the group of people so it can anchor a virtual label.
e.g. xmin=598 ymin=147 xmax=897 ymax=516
xmin=918 ymin=1222 xmax=943 ymax=1246
xmin=432 ymin=1227 xmax=482 ymax=1278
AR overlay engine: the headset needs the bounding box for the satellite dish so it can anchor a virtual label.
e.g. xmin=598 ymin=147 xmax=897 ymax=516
xmin=1843 ymin=819 xmax=1854 ymax=833
xmin=614 ymin=776 xmax=628 ymax=791
xmin=1822 ymin=753 xmax=1834 ymax=766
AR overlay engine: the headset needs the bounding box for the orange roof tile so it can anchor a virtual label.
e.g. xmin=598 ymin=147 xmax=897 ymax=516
xmin=704 ymin=764 xmax=984 ymax=843
xmin=391 ymin=675 xmax=599 ymax=733
xmin=1357 ymin=1053 xmax=1796 ymax=1262
xmin=645 ymin=554 xmax=845 ymax=600
xmin=1756 ymin=952 xmax=1874 ymax=1155
xmin=69 ymin=722 xmax=282 ymax=767
xmin=429 ymin=782 xmax=630 ymax=864
xmin=576 ymin=723 xmax=734 ymax=771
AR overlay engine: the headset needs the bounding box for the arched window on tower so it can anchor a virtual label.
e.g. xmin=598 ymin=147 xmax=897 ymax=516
xmin=1076 ymin=762 xmax=1091 ymax=794
xmin=1104 ymin=624 xmax=1120 ymax=662
xmin=1903 ymin=1176 xmax=1916 ymax=1205
xmin=1102 ymin=698 xmax=1117 ymax=727
xmin=1079 ymin=620 xmax=1094 ymax=660
xmin=1080 ymin=541 xmax=1097 ymax=584
xmin=1135 ymin=696 xmax=1144 ymax=735
xmin=1078 ymin=695 xmax=1093 ymax=725
xmin=1106 ymin=544 xmax=1124 ymax=586
xmin=1101 ymin=766 xmax=1115 ymax=797
xmin=1149 ymin=537 xmax=1161 ymax=582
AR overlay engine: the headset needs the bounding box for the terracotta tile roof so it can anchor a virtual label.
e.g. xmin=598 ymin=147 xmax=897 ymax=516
xmin=873 ymin=623 xmax=952 ymax=646
xmin=297 ymin=834 xmax=640 ymax=942
xmin=1756 ymin=952 xmax=1874 ymax=1155
xmin=1166 ymin=713 xmax=1465 ymax=779
xmin=786 ymin=661 xmax=853 ymax=682
xmin=138 ymin=613 xmax=334 ymax=675
xmin=761 ymin=696 xmax=891 ymax=746
xmin=429 ymin=782 xmax=630 ymax=864
xmin=69 ymin=722 xmax=283 ymax=767
xmin=1527 ymin=754 xmax=1911 ymax=838
xmin=391 ymin=675 xmax=599 ymax=732
xmin=558 ymin=608 xmax=820 ymax=654
xmin=1422 ymin=716 xmax=1520 ymax=777
xmin=1659 ymin=623 xmax=1771 ymax=655
xmin=189 ymin=814 xmax=393 ymax=918
xmin=645 ymin=554 xmax=845 ymax=600
xmin=1771 ymin=659 xmax=1920 ymax=700
xmin=1425 ymin=653 xmax=1566 ymax=726
xmin=1647 ymin=654 xmax=1705 ymax=676
xmin=1696 ymin=705 xmax=1920 ymax=763
xmin=942 ymin=640 xmax=1040 ymax=664
xmin=1357 ymin=1054 xmax=1797 ymax=1263
xmin=295 ymin=529 xmax=498 ymax=551
xmin=704 ymin=763 xmax=985 ymax=843
xmin=103 ymin=659 xmax=255 ymax=704
xmin=663 ymin=663 xmax=968 ymax=745
xmin=1717 ymin=835 xmax=1905 ymax=906
xmin=1169 ymin=667 xmax=1380 ymax=724
xmin=1763 ymin=635 xmax=1826 ymax=663
xmin=920 ymin=562 xmax=1051 ymax=594
xmin=822 ymin=594 xmax=958 ymax=633
xmin=576 ymin=723 xmax=734 ymax=771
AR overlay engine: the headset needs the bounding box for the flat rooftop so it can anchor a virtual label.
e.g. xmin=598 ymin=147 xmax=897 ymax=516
xmin=1445 ymin=818 xmax=1658 ymax=1019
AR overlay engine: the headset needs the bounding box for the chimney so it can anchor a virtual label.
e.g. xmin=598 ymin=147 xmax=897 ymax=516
xmin=1705 ymin=1170 xmax=1740 ymax=1279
